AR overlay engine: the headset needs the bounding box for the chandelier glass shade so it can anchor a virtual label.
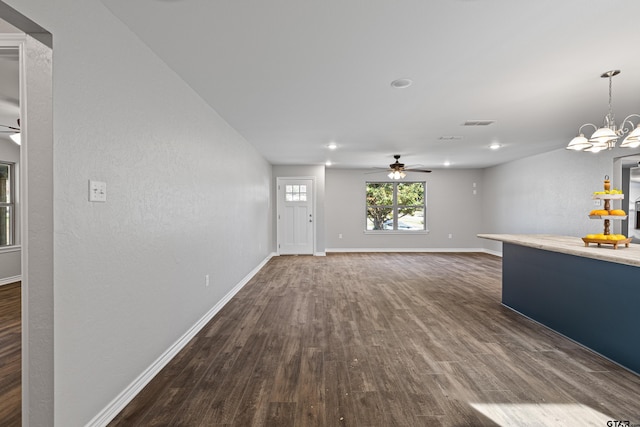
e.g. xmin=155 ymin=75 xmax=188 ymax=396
xmin=619 ymin=124 xmax=640 ymax=148
xmin=567 ymin=70 xmax=640 ymax=152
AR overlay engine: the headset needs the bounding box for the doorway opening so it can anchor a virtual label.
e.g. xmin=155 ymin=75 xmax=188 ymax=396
xmin=617 ymin=154 xmax=640 ymax=243
xmin=0 ymin=38 xmax=20 ymax=424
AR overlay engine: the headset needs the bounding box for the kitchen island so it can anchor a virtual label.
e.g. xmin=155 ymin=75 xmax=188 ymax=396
xmin=478 ymin=234 xmax=640 ymax=375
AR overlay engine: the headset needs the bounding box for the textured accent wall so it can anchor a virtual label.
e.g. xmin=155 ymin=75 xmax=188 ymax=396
xmin=5 ymin=0 xmax=273 ymax=425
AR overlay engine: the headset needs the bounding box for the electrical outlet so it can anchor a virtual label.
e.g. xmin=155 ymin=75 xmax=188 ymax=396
xmin=205 ymin=274 xmax=210 ymax=287
xmin=338 ymin=233 xmax=343 ymax=239
xmin=448 ymin=233 xmax=453 ymax=239
xmin=594 ymin=199 xmax=602 ymax=206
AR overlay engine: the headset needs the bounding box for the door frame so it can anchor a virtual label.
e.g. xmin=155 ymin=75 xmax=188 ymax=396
xmin=276 ymin=176 xmax=316 ymax=255
xmin=0 ymin=5 xmax=54 ymax=424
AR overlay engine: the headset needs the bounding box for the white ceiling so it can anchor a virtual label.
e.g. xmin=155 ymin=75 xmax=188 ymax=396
xmin=16 ymin=1 xmax=640 ymax=169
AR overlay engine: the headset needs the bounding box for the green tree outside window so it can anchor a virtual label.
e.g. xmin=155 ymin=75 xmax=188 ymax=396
xmin=366 ymin=182 xmax=426 ymax=231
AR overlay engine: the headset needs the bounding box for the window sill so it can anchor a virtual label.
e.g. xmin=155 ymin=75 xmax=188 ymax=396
xmin=0 ymin=245 xmax=21 ymax=254
xmin=364 ymin=230 xmax=429 ymax=235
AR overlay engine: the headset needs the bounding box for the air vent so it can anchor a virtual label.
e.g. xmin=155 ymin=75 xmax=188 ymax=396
xmin=463 ymin=120 xmax=495 ymax=126
xmin=438 ymin=136 xmax=463 ymax=141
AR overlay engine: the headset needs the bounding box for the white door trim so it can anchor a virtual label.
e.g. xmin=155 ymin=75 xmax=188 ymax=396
xmin=276 ymin=176 xmax=316 ymax=255
xmin=0 ymin=29 xmax=53 ymax=425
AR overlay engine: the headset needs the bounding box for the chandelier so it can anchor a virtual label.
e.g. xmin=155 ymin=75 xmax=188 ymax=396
xmin=566 ymin=70 xmax=640 ymax=152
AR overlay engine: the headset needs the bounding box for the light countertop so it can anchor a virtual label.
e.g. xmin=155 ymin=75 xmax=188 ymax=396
xmin=478 ymin=234 xmax=640 ymax=268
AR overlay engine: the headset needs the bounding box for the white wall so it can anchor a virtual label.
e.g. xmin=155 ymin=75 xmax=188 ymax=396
xmin=325 ymin=168 xmax=485 ymax=250
xmin=481 ymin=147 xmax=640 ymax=253
xmin=272 ymin=164 xmax=325 ymax=254
xmin=0 ymin=139 xmax=19 ymax=163
xmin=0 ymin=246 xmax=19 ymax=282
xmin=4 ymin=0 xmax=274 ymax=425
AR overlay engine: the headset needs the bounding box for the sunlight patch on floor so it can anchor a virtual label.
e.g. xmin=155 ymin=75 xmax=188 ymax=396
xmin=470 ymin=403 xmax=612 ymax=427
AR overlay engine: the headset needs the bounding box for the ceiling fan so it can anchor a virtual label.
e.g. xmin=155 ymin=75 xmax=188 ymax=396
xmin=0 ymin=119 xmax=20 ymax=144
xmin=383 ymin=154 xmax=431 ymax=179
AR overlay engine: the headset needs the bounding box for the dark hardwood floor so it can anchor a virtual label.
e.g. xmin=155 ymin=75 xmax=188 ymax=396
xmin=108 ymin=253 xmax=640 ymax=426
xmin=0 ymin=281 xmax=20 ymax=427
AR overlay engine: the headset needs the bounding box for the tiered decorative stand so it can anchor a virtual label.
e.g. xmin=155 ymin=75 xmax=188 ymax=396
xmin=582 ymin=176 xmax=631 ymax=249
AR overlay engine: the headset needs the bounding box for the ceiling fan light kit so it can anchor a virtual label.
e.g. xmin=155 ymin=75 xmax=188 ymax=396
xmin=388 ymin=170 xmax=406 ymax=179
xmin=384 ymin=154 xmax=431 ymax=180
xmin=567 ymin=70 xmax=640 ymax=152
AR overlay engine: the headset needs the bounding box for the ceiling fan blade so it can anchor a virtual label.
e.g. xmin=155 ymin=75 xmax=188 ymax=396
xmin=404 ymin=168 xmax=432 ymax=173
xmin=369 ymin=156 xmax=433 ymax=175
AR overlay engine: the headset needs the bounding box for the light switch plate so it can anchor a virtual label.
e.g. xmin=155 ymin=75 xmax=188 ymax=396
xmin=89 ymin=180 xmax=107 ymax=202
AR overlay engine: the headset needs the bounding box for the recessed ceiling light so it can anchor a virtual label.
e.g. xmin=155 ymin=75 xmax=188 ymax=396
xmin=489 ymin=142 xmax=501 ymax=150
xmin=325 ymin=161 xmax=332 ymax=166
xmin=327 ymin=142 xmax=337 ymax=150
xmin=444 ymin=161 xmax=451 ymax=166
xmin=390 ymin=78 xmax=413 ymax=89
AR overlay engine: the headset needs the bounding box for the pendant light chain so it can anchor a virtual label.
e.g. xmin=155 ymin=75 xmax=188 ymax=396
xmin=607 ymin=73 xmax=614 ymax=128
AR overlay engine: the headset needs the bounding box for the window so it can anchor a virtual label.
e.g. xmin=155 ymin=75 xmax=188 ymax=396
xmin=285 ymin=184 xmax=307 ymax=201
xmin=0 ymin=162 xmax=14 ymax=246
xmin=366 ymin=181 xmax=426 ymax=231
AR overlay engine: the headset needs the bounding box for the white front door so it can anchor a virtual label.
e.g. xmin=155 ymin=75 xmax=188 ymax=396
xmin=278 ymin=178 xmax=314 ymax=255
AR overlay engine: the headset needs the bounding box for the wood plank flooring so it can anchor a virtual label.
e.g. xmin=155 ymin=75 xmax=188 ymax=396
xmin=0 ymin=282 xmax=20 ymax=427
xmin=108 ymin=253 xmax=640 ymax=426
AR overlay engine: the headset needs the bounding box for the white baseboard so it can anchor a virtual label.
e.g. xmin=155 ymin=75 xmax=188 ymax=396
xmin=0 ymin=275 xmax=21 ymax=287
xmin=326 ymin=247 xmax=490 ymax=253
xmin=273 ymin=252 xmax=326 ymax=256
xmin=481 ymin=248 xmax=503 ymax=257
xmin=86 ymin=253 xmax=276 ymax=427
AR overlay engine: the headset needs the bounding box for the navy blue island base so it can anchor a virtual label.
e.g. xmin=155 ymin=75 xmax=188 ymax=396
xmin=502 ymin=242 xmax=640 ymax=374
xmin=478 ymin=234 xmax=640 ymax=376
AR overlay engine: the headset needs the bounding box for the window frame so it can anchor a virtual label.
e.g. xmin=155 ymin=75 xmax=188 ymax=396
xmin=0 ymin=161 xmax=15 ymax=246
xmin=365 ymin=180 xmax=428 ymax=234
xmin=284 ymin=183 xmax=308 ymax=202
